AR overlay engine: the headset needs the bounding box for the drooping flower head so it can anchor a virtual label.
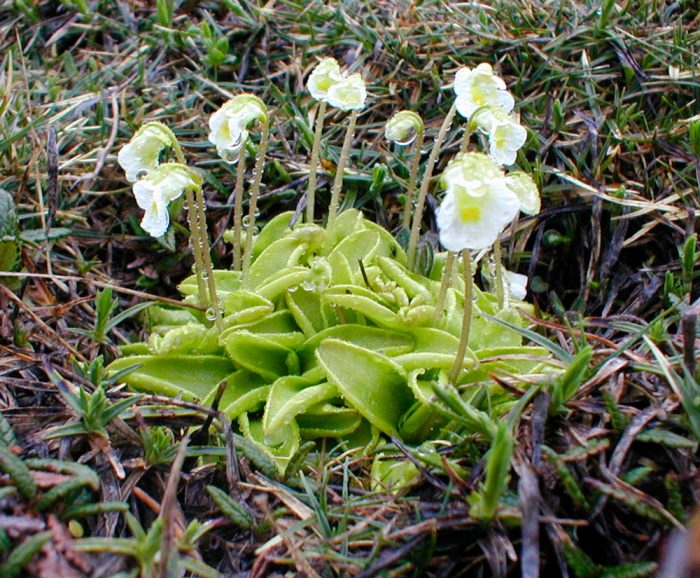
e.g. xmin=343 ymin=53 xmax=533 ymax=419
xmin=472 ymin=107 xmax=527 ymax=166
xmin=385 ymin=110 xmax=424 ymax=146
xmin=132 ymin=164 xmax=202 ymax=238
xmin=454 ymin=63 xmax=515 ymax=119
xmin=307 ymin=57 xmax=343 ymax=102
xmin=436 ymin=152 xmax=520 ymax=251
xmin=208 ymin=94 xmax=268 ymax=160
xmin=117 ymin=122 xmax=175 ymax=182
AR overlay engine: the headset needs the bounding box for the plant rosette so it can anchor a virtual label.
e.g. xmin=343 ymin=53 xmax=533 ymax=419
xmin=108 ymin=209 xmax=560 ymax=475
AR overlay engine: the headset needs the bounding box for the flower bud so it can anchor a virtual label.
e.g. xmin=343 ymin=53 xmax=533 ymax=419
xmin=385 ymin=110 xmax=423 ymax=146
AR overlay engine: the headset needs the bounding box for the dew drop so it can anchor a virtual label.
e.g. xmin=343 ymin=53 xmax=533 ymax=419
xmin=205 ymin=307 xmax=217 ymax=321
xmin=242 ymin=215 xmax=252 ymax=228
xmin=394 ymin=130 xmax=418 ymax=147
xmin=222 ymin=144 xmax=241 ymax=164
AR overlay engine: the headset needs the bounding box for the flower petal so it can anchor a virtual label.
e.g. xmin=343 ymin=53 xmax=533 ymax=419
xmin=308 ymin=58 xmax=343 ymax=101
xmin=117 ymin=130 xmax=168 ymax=182
xmin=132 ymin=180 xmax=156 ymax=211
xmin=437 ymin=154 xmax=520 ymax=251
xmin=327 ymin=73 xmax=367 ymax=111
xmin=140 ymin=203 xmax=170 ymax=238
xmin=453 ymin=63 xmax=514 ymax=119
xmin=506 ymin=271 xmax=528 ymax=301
xmin=131 ymin=164 xmax=199 ymax=238
xmin=505 ymin=172 xmax=540 ymax=215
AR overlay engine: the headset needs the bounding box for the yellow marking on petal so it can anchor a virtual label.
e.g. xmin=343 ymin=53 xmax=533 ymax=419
xmin=459 ymin=206 xmax=481 ymax=222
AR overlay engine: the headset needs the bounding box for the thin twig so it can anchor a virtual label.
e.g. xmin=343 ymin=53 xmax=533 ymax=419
xmin=0 ymin=272 xmax=205 ymax=310
xmin=0 ymin=283 xmax=87 ymax=362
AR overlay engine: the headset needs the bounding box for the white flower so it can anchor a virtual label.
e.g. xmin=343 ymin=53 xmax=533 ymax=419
xmin=436 ymin=153 xmax=520 ymax=251
xmin=385 ymin=110 xmax=423 ymax=145
xmin=307 ymin=57 xmax=343 ymax=102
xmin=208 ymin=94 xmax=268 ymax=159
xmin=506 ymin=271 xmax=528 ymax=301
xmin=327 ymin=73 xmax=367 ymax=111
xmin=472 ymin=107 xmax=527 ymax=166
xmin=454 ymin=63 xmax=515 ymax=119
xmin=132 ymin=164 xmax=201 ymax=238
xmin=505 ymin=172 xmax=540 ymax=215
xmin=117 ymin=123 xmax=174 ymax=182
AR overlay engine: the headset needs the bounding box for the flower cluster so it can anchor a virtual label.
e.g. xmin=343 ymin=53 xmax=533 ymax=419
xmin=454 ymin=63 xmax=527 ymax=167
xmin=307 ymin=57 xmax=367 ymax=111
xmin=117 ymin=123 xmax=201 ymax=238
xmin=436 ymin=65 xmax=540 ymax=255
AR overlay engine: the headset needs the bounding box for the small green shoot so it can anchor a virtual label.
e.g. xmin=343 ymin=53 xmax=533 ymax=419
xmin=43 ymin=363 xmax=141 ymax=440
xmin=467 ymin=422 xmax=514 ymax=520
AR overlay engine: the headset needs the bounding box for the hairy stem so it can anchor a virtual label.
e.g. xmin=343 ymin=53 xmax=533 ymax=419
xmin=242 ymin=121 xmax=271 ymax=282
xmin=194 ymin=186 xmax=223 ymax=332
xmin=401 ymin=129 xmax=425 ymax=231
xmin=493 ymin=239 xmax=505 ymax=309
xmin=459 ymin=123 xmax=472 ymax=154
xmin=407 ymin=100 xmax=458 ymax=270
xmin=433 ymin=251 xmax=456 ymax=326
xmin=325 ymin=109 xmax=358 ymax=248
xmin=183 ymin=188 xmax=208 ymax=309
xmin=306 ymin=100 xmax=327 ymax=224
xmin=232 ymin=146 xmax=247 ymax=271
xmin=449 ymin=250 xmax=472 ymax=385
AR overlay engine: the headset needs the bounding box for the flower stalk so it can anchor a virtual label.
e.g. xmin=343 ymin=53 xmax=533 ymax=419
xmin=325 ymin=109 xmax=358 ymax=247
xmin=242 ymin=119 xmax=271 ymax=282
xmin=402 ymin=128 xmax=424 ymax=231
xmin=194 ymin=186 xmax=223 ymax=332
xmin=183 ymin=187 xmax=208 ymax=309
xmin=449 ymin=250 xmax=473 ymax=385
xmin=171 ymin=132 xmax=221 ymax=330
xmin=170 ymin=139 xmax=214 ymax=315
xmin=407 ymin=100 xmax=458 ymax=270
xmin=306 ymin=100 xmax=327 ymax=223
xmin=492 ymin=238 xmax=505 ymax=309
xmin=231 ymin=146 xmax=247 ymax=271
xmin=433 ymin=251 xmax=456 ymax=326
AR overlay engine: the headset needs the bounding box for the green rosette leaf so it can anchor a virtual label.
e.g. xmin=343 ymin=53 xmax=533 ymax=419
xmin=316 ymin=339 xmax=413 ymax=436
xmin=107 ymin=355 xmax=235 ymax=399
xmin=263 ymin=376 xmax=337 ymax=437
